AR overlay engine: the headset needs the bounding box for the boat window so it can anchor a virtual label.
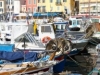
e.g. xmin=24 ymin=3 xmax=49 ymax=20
xmin=91 ymin=19 xmax=99 ymax=23
xmin=8 ymin=25 xmax=12 ymax=30
xmin=1 ymin=25 xmax=5 ymax=31
xmin=61 ymin=25 xmax=66 ymax=30
xmin=73 ymin=20 xmax=77 ymax=26
xmin=41 ymin=26 xmax=51 ymax=32
xmin=69 ymin=20 xmax=72 ymax=25
xmin=77 ymin=20 xmax=82 ymax=25
xmin=15 ymin=35 xmax=29 ymax=42
xmin=56 ymin=25 xmax=61 ymax=30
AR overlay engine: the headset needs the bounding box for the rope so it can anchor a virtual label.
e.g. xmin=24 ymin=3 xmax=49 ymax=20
xmin=67 ymin=55 xmax=95 ymax=68
xmin=88 ymin=68 xmax=100 ymax=75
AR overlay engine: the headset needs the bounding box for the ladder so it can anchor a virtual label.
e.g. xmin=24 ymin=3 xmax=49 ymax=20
xmin=24 ymin=32 xmax=44 ymax=47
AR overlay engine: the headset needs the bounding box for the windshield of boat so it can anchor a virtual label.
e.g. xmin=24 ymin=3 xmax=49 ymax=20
xmin=15 ymin=34 xmax=29 ymax=42
xmin=77 ymin=20 xmax=82 ymax=25
xmin=73 ymin=20 xmax=77 ymax=26
xmin=41 ymin=26 xmax=52 ymax=32
xmin=55 ymin=24 xmax=66 ymax=30
xmin=91 ymin=19 xmax=99 ymax=23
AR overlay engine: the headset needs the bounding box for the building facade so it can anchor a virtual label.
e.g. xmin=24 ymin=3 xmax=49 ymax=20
xmin=26 ymin=0 xmax=37 ymax=13
xmin=0 ymin=0 xmax=6 ymax=14
xmin=14 ymin=0 xmax=20 ymax=14
xmin=79 ymin=0 xmax=100 ymax=15
xmin=6 ymin=0 xmax=14 ymax=14
xmin=37 ymin=0 xmax=75 ymax=15
xmin=20 ymin=0 xmax=26 ymax=13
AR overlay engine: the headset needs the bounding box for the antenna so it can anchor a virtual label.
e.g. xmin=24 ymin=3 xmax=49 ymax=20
xmin=23 ymin=35 xmax=26 ymax=62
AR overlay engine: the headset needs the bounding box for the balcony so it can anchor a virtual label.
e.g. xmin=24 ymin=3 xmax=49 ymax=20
xmin=41 ymin=9 xmax=46 ymax=13
xmin=55 ymin=2 xmax=62 ymax=5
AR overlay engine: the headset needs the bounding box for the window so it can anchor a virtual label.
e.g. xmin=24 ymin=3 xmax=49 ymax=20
xmin=6 ymin=0 xmax=10 ymax=4
xmin=34 ymin=0 xmax=36 ymax=4
xmin=92 ymin=6 xmax=97 ymax=10
xmin=56 ymin=0 xmax=61 ymax=2
xmin=12 ymin=6 xmax=14 ymax=10
xmin=42 ymin=6 xmax=46 ymax=12
xmin=50 ymin=0 xmax=53 ymax=3
xmin=38 ymin=6 xmax=40 ymax=12
xmin=0 ymin=2 xmax=2 ymax=7
xmin=28 ymin=8 xmax=31 ymax=12
xmin=41 ymin=26 xmax=51 ymax=32
xmin=61 ymin=25 xmax=66 ymax=30
xmin=11 ymin=0 xmax=13 ymax=4
xmin=63 ymin=0 xmax=67 ymax=2
xmin=38 ymin=0 xmax=40 ymax=3
xmin=50 ymin=6 xmax=53 ymax=11
xmin=77 ymin=20 xmax=82 ymax=25
xmin=56 ymin=0 xmax=61 ymax=5
xmin=57 ymin=6 xmax=60 ymax=10
xmin=33 ymin=7 xmax=37 ymax=13
xmin=0 ymin=8 xmax=3 ymax=13
xmin=56 ymin=25 xmax=61 ymax=30
xmin=28 ymin=0 xmax=32 ymax=4
xmin=73 ymin=20 xmax=77 ymax=26
xmin=42 ymin=0 xmax=45 ymax=3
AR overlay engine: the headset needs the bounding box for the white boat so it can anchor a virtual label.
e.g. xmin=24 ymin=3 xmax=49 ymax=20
xmin=0 ymin=21 xmax=33 ymax=44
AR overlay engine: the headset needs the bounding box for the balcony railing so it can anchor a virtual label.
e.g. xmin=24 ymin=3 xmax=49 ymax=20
xmin=42 ymin=9 xmax=46 ymax=12
xmin=55 ymin=2 xmax=62 ymax=5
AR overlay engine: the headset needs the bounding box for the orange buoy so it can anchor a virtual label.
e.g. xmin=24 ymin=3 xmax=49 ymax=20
xmin=42 ymin=36 xmax=51 ymax=43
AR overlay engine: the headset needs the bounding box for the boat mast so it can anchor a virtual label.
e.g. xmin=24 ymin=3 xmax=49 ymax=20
xmin=96 ymin=0 xmax=98 ymax=16
xmin=89 ymin=0 xmax=90 ymax=18
xmin=9 ymin=0 xmax=13 ymax=22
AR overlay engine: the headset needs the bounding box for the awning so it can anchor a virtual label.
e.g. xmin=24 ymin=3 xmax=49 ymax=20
xmin=33 ymin=12 xmax=61 ymax=17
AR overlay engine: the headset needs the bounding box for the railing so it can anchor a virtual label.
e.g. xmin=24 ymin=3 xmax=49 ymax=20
xmin=25 ymin=32 xmax=44 ymax=47
xmin=55 ymin=2 xmax=62 ymax=5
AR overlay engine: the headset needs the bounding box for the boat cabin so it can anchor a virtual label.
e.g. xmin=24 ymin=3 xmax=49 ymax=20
xmin=90 ymin=18 xmax=100 ymax=23
xmin=33 ymin=22 xmax=55 ymax=43
xmin=53 ymin=21 xmax=69 ymax=37
xmin=69 ymin=18 xmax=82 ymax=31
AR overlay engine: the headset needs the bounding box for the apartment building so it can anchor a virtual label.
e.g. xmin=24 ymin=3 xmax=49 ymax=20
xmin=26 ymin=0 xmax=37 ymax=13
xmin=20 ymin=0 xmax=26 ymax=13
xmin=37 ymin=0 xmax=75 ymax=14
xmin=79 ymin=0 xmax=100 ymax=15
xmin=0 ymin=0 xmax=6 ymax=14
xmin=6 ymin=0 xmax=14 ymax=14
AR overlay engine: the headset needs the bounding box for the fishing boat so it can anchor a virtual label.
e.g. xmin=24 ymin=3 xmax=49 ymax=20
xmin=0 ymin=50 xmax=61 ymax=75
xmin=0 ymin=36 xmax=74 ymax=75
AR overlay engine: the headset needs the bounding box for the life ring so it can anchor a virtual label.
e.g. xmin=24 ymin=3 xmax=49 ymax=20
xmin=42 ymin=36 xmax=51 ymax=43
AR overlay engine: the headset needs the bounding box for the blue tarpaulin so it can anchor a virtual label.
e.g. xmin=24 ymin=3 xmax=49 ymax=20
xmin=0 ymin=51 xmax=39 ymax=62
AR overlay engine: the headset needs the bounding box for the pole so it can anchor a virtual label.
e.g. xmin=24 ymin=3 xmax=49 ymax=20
xmin=96 ymin=0 xmax=98 ymax=16
xmin=23 ymin=36 xmax=26 ymax=62
xmin=89 ymin=0 xmax=91 ymax=18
